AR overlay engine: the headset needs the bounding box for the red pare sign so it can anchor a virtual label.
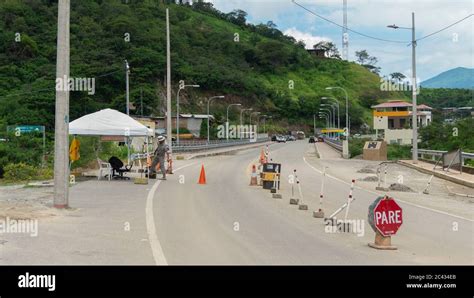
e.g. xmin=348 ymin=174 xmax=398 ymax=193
xmin=373 ymin=197 xmax=403 ymax=236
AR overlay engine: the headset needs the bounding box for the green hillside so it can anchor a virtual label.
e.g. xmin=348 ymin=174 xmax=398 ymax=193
xmin=0 ymin=0 xmax=405 ymax=134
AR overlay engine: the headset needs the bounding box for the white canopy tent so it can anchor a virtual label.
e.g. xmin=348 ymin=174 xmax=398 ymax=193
xmin=69 ymin=108 xmax=153 ymax=181
xmin=69 ymin=108 xmax=153 ymax=137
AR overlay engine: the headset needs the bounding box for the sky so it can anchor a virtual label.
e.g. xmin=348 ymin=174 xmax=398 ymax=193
xmin=206 ymin=0 xmax=473 ymax=81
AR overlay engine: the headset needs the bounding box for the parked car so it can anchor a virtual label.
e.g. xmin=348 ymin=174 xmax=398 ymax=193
xmin=276 ymin=135 xmax=287 ymax=143
xmin=287 ymin=135 xmax=296 ymax=141
xmin=308 ymin=136 xmax=315 ymax=143
xmin=271 ymin=135 xmax=277 ymax=142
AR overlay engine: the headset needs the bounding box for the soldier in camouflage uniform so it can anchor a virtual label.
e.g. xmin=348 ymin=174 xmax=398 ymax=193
xmin=150 ymin=135 xmax=169 ymax=180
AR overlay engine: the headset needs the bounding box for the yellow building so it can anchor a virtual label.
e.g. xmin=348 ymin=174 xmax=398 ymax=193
xmin=372 ymin=100 xmax=432 ymax=145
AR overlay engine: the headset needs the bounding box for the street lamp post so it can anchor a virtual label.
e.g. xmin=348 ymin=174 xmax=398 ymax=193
xmin=250 ymin=112 xmax=260 ymax=140
xmin=320 ymin=107 xmax=333 ymax=137
xmin=207 ymin=95 xmax=225 ymax=144
xmin=318 ymin=114 xmax=329 ymax=133
xmin=318 ymin=113 xmax=329 ymax=127
xmin=322 ymin=97 xmax=340 ymax=128
xmin=321 ymin=104 xmax=336 ymax=128
xmin=387 ymin=13 xmax=418 ymax=162
xmin=240 ymin=108 xmax=252 ymax=139
xmin=326 ymin=86 xmax=350 ymax=158
xmin=177 ymin=83 xmax=199 ymax=145
xmin=226 ymin=103 xmax=241 ymax=140
xmin=259 ymin=115 xmax=269 ymax=134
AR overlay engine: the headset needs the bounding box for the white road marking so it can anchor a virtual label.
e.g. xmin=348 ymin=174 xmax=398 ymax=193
xmin=302 ymin=157 xmax=473 ymax=223
xmin=146 ymin=162 xmax=197 ymax=265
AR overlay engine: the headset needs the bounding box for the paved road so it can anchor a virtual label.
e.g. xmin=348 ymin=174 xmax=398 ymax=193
xmin=151 ymin=140 xmax=473 ymax=265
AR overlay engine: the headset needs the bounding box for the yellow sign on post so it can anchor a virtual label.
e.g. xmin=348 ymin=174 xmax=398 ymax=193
xmin=321 ymin=129 xmax=344 ymax=133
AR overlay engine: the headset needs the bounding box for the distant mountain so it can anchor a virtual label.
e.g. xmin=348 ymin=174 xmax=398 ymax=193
xmin=421 ymin=67 xmax=474 ymax=89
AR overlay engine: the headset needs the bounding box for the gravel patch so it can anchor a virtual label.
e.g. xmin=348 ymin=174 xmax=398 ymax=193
xmin=359 ymin=175 xmax=379 ymax=182
xmin=389 ymin=183 xmax=415 ymax=192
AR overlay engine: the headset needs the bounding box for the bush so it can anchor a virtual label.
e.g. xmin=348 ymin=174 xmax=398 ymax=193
xmin=3 ymin=163 xmax=38 ymax=181
xmin=387 ymin=144 xmax=411 ymax=160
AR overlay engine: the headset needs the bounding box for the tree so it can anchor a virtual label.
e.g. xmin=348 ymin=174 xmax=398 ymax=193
xmin=355 ymin=50 xmax=380 ymax=75
xmin=390 ymin=72 xmax=406 ymax=83
xmin=313 ymin=41 xmax=341 ymax=59
xmin=226 ymin=9 xmax=247 ymax=26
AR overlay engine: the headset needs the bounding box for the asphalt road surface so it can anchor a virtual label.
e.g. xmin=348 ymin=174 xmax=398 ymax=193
xmin=151 ymin=140 xmax=473 ymax=265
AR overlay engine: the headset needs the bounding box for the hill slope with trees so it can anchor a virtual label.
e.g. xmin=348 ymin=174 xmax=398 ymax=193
xmin=0 ymin=0 xmax=404 ymax=135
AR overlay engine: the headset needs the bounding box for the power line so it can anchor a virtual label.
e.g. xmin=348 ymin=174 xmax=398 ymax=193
xmin=416 ymin=14 xmax=473 ymax=42
xmin=291 ymin=0 xmax=409 ymax=44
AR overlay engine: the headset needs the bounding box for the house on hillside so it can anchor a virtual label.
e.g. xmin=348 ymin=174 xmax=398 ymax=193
xmin=307 ymin=48 xmax=327 ymax=58
xmin=372 ymin=100 xmax=432 ymax=145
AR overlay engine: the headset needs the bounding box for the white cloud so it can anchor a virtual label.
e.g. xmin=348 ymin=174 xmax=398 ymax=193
xmin=283 ymin=27 xmax=332 ymax=48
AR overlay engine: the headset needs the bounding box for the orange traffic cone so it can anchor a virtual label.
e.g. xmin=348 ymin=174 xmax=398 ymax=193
xmin=198 ymin=165 xmax=207 ymax=184
xmin=250 ymin=164 xmax=258 ymax=186
xmin=259 ymin=148 xmax=266 ymax=165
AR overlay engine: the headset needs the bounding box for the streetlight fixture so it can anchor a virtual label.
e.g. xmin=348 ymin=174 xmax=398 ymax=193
xmin=177 ymin=83 xmax=200 ymax=145
xmin=322 ymin=97 xmax=340 ymax=128
xmin=321 ymin=104 xmax=336 ymax=128
xmin=207 ymin=95 xmax=225 ymax=144
xmin=250 ymin=112 xmax=260 ymax=140
xmin=318 ymin=113 xmax=329 ymax=128
xmin=240 ymin=108 xmax=252 ymax=139
xmin=226 ymin=103 xmax=242 ymax=140
xmin=387 ymin=13 xmax=418 ymax=162
xmin=325 ymin=87 xmax=349 ymax=134
xmin=326 ymin=86 xmax=350 ymax=158
xmin=319 ymin=108 xmax=333 ymax=127
xmin=256 ymin=114 xmax=268 ymax=135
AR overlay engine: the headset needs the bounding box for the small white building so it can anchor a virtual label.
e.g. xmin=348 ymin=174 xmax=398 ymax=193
xmin=372 ymin=100 xmax=432 ymax=145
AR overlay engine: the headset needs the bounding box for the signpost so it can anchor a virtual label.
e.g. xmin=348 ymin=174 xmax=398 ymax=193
xmin=7 ymin=125 xmax=46 ymax=167
xmin=368 ymin=196 xmax=403 ymax=250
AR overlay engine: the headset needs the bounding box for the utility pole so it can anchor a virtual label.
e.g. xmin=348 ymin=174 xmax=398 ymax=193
xmin=125 ymin=60 xmax=130 ymax=115
xmin=125 ymin=59 xmax=131 ymax=164
xmin=411 ymin=12 xmax=418 ymax=163
xmin=342 ymin=0 xmax=348 ymax=60
xmin=166 ymin=8 xmax=172 ymax=154
xmin=313 ymin=114 xmax=316 ymax=135
xmin=140 ymin=88 xmax=143 ymax=116
xmin=53 ymin=0 xmax=70 ymax=209
xmin=387 ymin=13 xmax=418 ymax=163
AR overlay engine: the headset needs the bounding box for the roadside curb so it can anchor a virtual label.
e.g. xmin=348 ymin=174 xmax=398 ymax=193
xmin=398 ymin=160 xmax=474 ymax=188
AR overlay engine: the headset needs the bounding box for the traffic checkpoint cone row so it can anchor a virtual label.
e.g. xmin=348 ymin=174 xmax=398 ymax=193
xmin=198 ymin=164 xmax=206 ymax=184
xmin=325 ymin=179 xmax=356 ymax=226
xmin=271 ymin=164 xmax=282 ymax=199
xmin=296 ymin=174 xmax=308 ymax=211
xmin=313 ymin=167 xmax=327 ymax=218
xmin=289 ymin=169 xmax=299 ymax=205
xmin=249 ymin=164 xmax=258 ymax=186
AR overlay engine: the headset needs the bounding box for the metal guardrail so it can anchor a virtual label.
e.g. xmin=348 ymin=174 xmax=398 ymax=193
xmin=415 ymin=149 xmax=474 ymax=165
xmin=172 ymin=138 xmax=270 ymax=152
xmin=322 ymin=136 xmax=343 ymax=152
xmin=130 ymin=138 xmax=270 ymax=158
